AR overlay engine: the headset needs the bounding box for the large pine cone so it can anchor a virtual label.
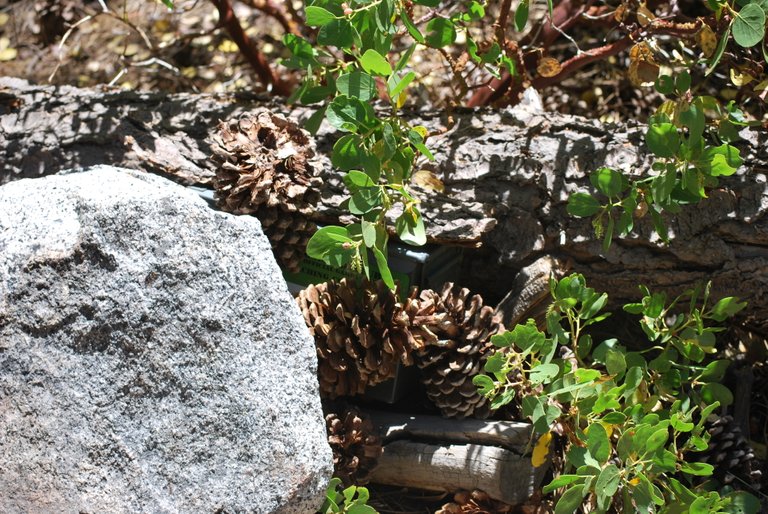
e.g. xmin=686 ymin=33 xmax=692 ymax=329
xmin=212 ymin=112 xmax=321 ymax=272
xmin=692 ymin=415 xmax=762 ymax=489
xmin=298 ymin=278 xmax=437 ymax=398
xmin=324 ymin=404 xmax=382 ymax=486
xmin=414 ymin=284 xmax=503 ymax=419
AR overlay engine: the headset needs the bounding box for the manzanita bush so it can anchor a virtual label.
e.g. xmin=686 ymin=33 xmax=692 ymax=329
xmin=567 ymin=70 xmax=761 ymax=252
xmin=474 ymin=274 xmax=760 ymax=513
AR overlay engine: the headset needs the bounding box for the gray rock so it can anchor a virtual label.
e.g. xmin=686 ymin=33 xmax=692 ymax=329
xmin=0 ymin=166 xmax=333 ymax=513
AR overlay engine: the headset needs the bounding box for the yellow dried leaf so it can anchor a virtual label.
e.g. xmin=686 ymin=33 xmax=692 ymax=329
xmin=637 ymin=4 xmax=655 ymax=26
xmin=629 ymin=477 xmax=641 ymax=486
xmin=0 ymin=47 xmax=17 ymax=62
xmin=413 ymin=125 xmax=429 ymax=139
xmin=412 ymin=170 xmax=445 ymax=192
xmin=730 ymin=68 xmax=754 ymax=87
xmin=696 ymin=23 xmax=717 ymax=58
xmin=628 ymin=43 xmax=659 ymax=86
xmin=532 ymin=431 xmax=552 ymax=468
xmin=614 ymin=4 xmax=628 ymax=22
xmin=218 ymin=39 xmax=239 ymax=53
xmin=537 ymin=57 xmax=562 ymax=78
xmin=0 ymin=13 xmax=9 ymax=26
xmin=656 ymin=99 xmax=677 ymax=119
xmin=396 ymin=89 xmax=407 ymax=109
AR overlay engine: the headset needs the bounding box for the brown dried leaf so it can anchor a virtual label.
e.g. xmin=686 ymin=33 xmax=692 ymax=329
xmin=696 ymin=23 xmax=718 ymax=58
xmin=730 ymin=68 xmax=754 ymax=87
xmin=537 ymin=56 xmax=562 ymax=78
xmin=614 ymin=4 xmax=628 ymax=22
xmin=637 ymin=4 xmax=655 ymax=26
xmin=628 ymin=43 xmax=659 ymax=87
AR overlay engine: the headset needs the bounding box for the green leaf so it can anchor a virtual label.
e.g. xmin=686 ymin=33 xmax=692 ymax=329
xmin=401 ymin=11 xmax=425 ymax=43
xmin=709 ymin=296 xmax=747 ymax=321
xmin=318 ymin=18 xmax=356 ymax=48
xmin=161 ymin=0 xmax=174 ymax=8
xmin=605 ymin=349 xmax=627 ymax=378
xmin=587 ymin=423 xmax=611 ymax=464
xmin=542 ymin=475 xmax=583 ymax=494
xmin=529 ymin=363 xmax=560 ymax=384
xmin=699 ymin=359 xmax=730 ymax=382
xmin=307 ymin=226 xmax=353 ymax=261
xmin=303 ymin=106 xmax=327 ymax=135
xmin=723 ymin=490 xmax=762 ymax=514
xmin=554 ymin=485 xmax=586 ymax=514
xmin=676 ymin=70 xmax=692 ymax=93
xmin=733 ymin=4 xmax=766 ymax=47
xmin=425 ymin=18 xmax=457 ymax=48
xmin=473 ymin=374 xmax=496 ymax=396
xmin=413 ymin=0 xmax=440 ymax=5
xmin=347 ymin=505 xmax=377 ymax=514
xmin=360 ymin=49 xmax=392 ymax=76
xmin=515 ymin=1 xmax=530 ymax=31
xmin=644 ymin=427 xmax=669 ymax=454
xmin=372 ymin=246 xmax=394 ymax=289
xmin=305 ymin=6 xmax=336 ymax=27
xmin=349 ymin=188 xmax=383 ymax=215
xmin=388 ymin=71 xmax=416 ymax=99
xmin=567 ymin=193 xmax=601 ymax=217
xmin=701 ymin=382 xmax=734 ymax=408
xmin=655 ymin=74 xmax=675 ymax=95
xmin=706 ymin=23 xmax=732 ymax=75
xmin=680 ymin=461 xmax=715 ymax=476
xmin=326 ymin=95 xmax=375 ymax=132
xmin=333 ymin=135 xmax=366 ymax=170
xmin=646 ymin=122 xmax=680 ymax=158
xmin=345 ymin=170 xmax=376 ymax=188
xmin=703 ymin=144 xmax=742 ymax=176
xmin=592 ymin=167 xmax=626 ymax=197
xmin=336 ymin=71 xmax=377 ymax=101
xmin=595 ymin=464 xmax=620 ymax=508
xmin=361 ymin=219 xmax=377 ymax=247
xmin=395 ymin=208 xmax=427 ymax=246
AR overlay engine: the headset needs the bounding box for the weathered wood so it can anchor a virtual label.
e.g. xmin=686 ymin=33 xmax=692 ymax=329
xmin=3 ymin=77 xmax=768 ymax=335
xmin=368 ymin=410 xmax=533 ymax=450
xmin=370 ymin=440 xmax=546 ymax=505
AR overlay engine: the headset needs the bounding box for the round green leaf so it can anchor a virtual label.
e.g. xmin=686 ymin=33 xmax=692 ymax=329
xmin=332 ymin=134 xmax=365 ymax=170
xmin=360 ymin=49 xmax=392 ymax=77
xmin=425 ymin=18 xmax=457 ymax=48
xmin=646 ymin=122 xmax=680 ymax=158
xmin=318 ymin=18 xmax=356 ymax=48
xmin=733 ymin=4 xmax=766 ymax=48
xmin=567 ymin=193 xmax=601 ymax=217
xmin=336 ymin=71 xmax=377 ymax=101
xmin=305 ymin=6 xmax=336 ymax=27
xmin=701 ymin=382 xmax=734 ymax=408
xmin=306 ymin=226 xmax=353 ymax=261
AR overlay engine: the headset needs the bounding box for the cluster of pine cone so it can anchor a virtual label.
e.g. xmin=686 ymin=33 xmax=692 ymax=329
xmin=298 ymin=278 xmax=503 ymax=419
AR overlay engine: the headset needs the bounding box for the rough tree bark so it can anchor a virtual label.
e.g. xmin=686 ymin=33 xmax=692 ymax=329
xmin=2 ymin=77 xmax=768 ymax=336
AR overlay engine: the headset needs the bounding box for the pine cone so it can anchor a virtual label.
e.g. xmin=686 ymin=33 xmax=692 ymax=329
xmin=298 ymin=279 xmax=436 ymax=398
xmin=436 ymin=490 xmax=514 ymax=514
xmin=414 ymin=284 xmax=503 ymax=419
xmin=324 ymin=404 xmax=382 ymax=486
xmin=212 ymin=112 xmax=321 ymax=272
xmin=692 ymin=415 xmax=762 ymax=489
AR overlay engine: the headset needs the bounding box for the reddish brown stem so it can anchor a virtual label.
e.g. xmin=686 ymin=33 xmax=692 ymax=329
xmin=210 ymin=0 xmax=290 ymax=96
xmin=242 ymin=0 xmax=302 ymax=36
xmin=531 ymin=19 xmax=703 ymax=89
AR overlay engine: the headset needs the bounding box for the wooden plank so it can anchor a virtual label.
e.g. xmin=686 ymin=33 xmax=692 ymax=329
xmin=370 ymin=440 xmax=547 ymax=505
xmin=367 ymin=410 xmax=533 ymax=451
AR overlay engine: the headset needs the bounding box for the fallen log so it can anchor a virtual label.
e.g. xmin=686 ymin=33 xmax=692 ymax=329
xmin=2 ymin=77 xmax=768 ymax=336
xmin=366 ymin=411 xmax=545 ymax=505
